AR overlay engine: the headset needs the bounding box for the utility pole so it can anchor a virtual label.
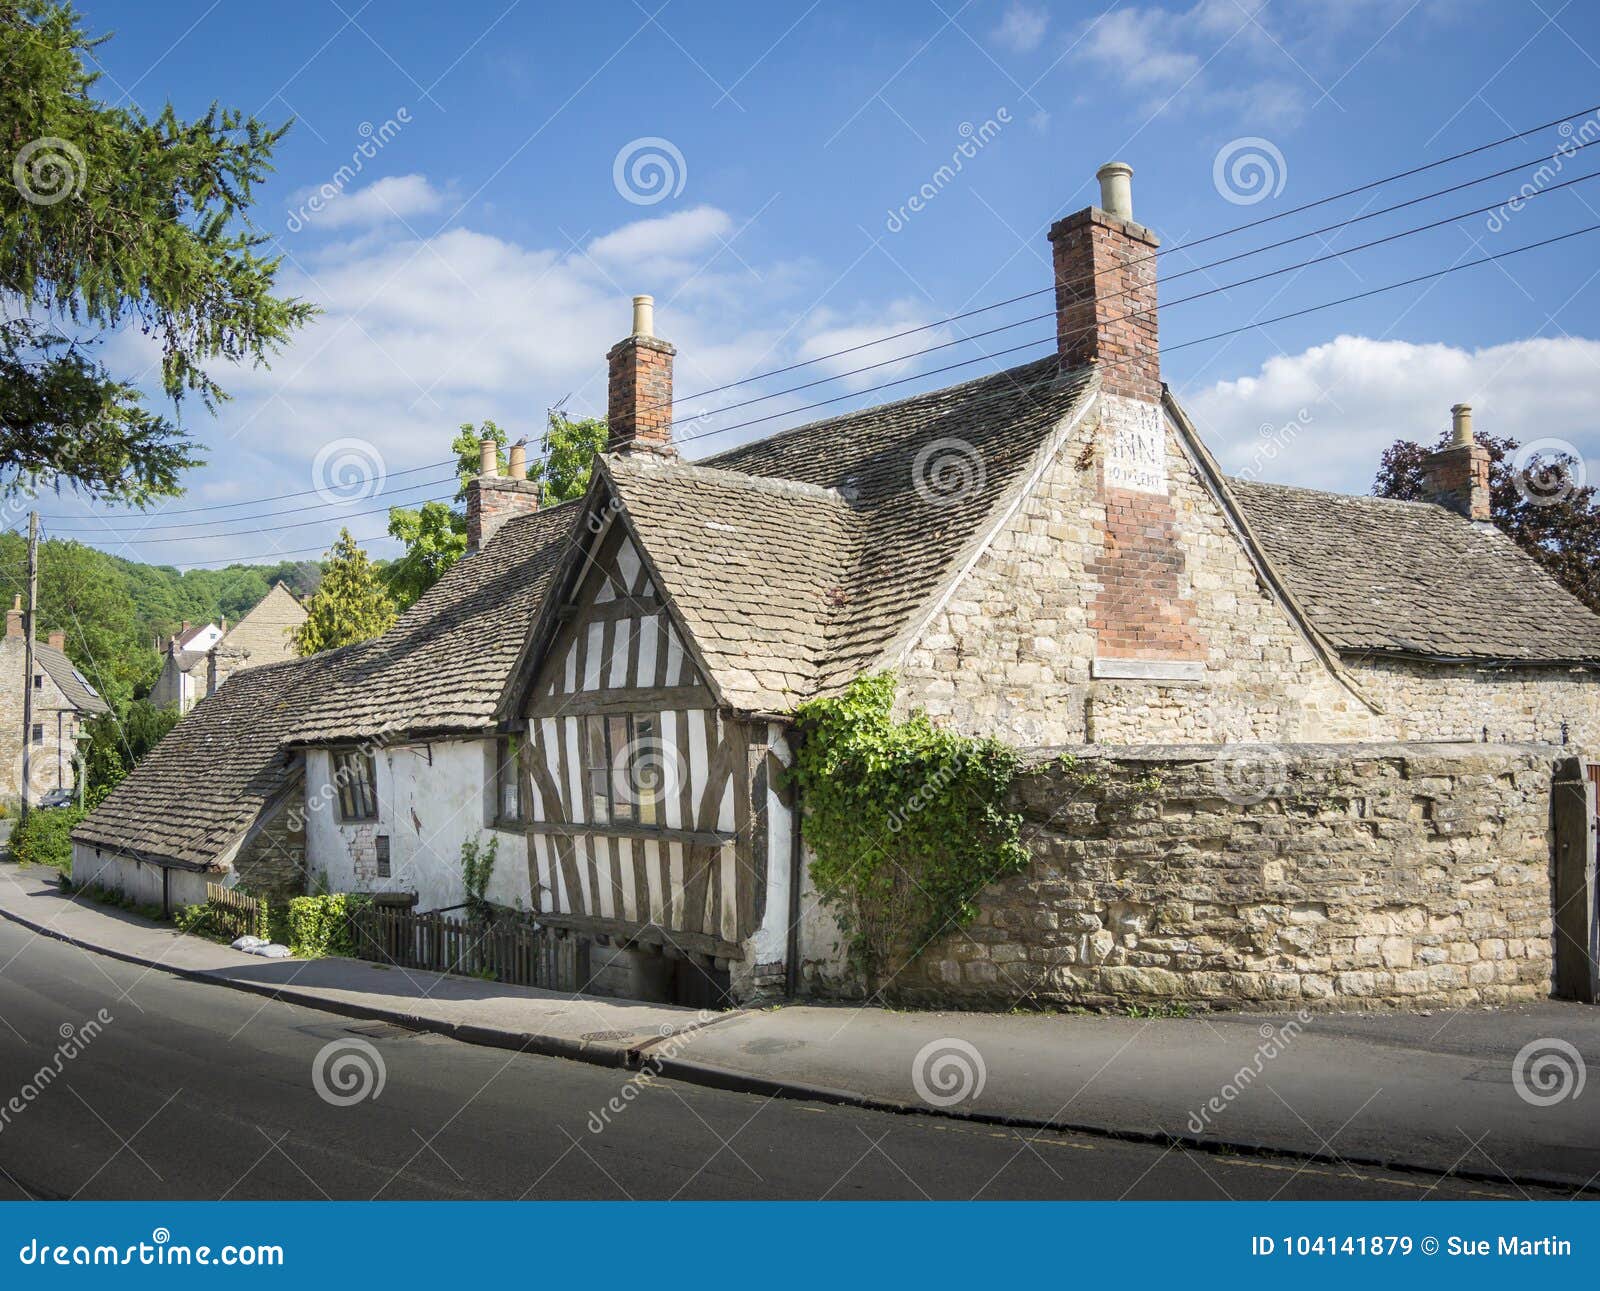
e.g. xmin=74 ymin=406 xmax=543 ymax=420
xmin=19 ymin=511 xmax=37 ymax=824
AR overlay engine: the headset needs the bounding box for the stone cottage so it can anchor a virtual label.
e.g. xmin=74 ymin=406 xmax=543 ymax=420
xmin=150 ymin=583 xmax=307 ymax=715
xmin=0 ymin=596 xmax=108 ymax=804
xmin=74 ymin=163 xmax=1600 ymax=1009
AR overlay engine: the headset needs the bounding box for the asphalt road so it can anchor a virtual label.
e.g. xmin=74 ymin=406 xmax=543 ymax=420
xmin=0 ymin=921 xmax=1571 ymax=1201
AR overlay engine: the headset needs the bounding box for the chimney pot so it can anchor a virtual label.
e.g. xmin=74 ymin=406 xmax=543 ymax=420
xmin=1096 ymin=161 xmax=1134 ymax=221
xmin=478 ymin=438 xmax=499 ymax=478
xmin=1451 ymin=402 xmax=1473 ymax=446
xmin=632 ymin=294 xmax=655 ymax=337
xmin=508 ymin=441 xmax=528 ymax=481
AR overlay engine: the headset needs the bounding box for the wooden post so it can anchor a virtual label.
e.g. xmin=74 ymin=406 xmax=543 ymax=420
xmin=1552 ymin=757 xmax=1598 ymax=1003
xmin=19 ymin=512 xmax=37 ymax=824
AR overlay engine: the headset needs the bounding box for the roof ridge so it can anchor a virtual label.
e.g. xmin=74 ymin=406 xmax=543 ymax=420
xmin=700 ymin=353 xmax=1074 ymax=466
xmin=606 ymin=453 xmax=852 ymax=505
xmin=1228 ymin=475 xmax=1458 ymax=515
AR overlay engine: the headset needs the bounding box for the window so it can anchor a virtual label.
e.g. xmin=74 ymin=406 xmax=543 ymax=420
xmin=30 ymin=724 xmax=42 ymax=744
xmin=493 ymin=735 xmax=523 ymax=825
xmin=579 ymin=714 xmax=664 ymax=827
xmin=331 ymin=749 xmax=378 ymax=821
xmin=375 ymin=834 xmax=391 ymax=878
xmin=31 ymin=674 xmax=41 ymax=689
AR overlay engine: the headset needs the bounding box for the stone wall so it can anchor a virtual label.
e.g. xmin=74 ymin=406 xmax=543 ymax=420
xmin=897 ymin=742 xmax=1556 ymax=1012
xmin=232 ymin=788 xmax=309 ymax=902
xmin=898 ymin=396 xmax=1383 ymax=746
xmin=1348 ymin=657 xmax=1600 ymax=758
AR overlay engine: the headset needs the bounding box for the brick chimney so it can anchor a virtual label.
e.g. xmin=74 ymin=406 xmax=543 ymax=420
xmin=1048 ymin=161 xmax=1161 ymax=402
xmin=606 ymin=295 xmax=676 ymax=454
xmin=465 ymin=436 xmax=541 ymax=555
xmin=46 ymin=630 xmax=64 ymax=650
xmin=5 ymin=596 xmax=21 ymax=639
xmin=1422 ymin=403 xmax=1491 ymax=521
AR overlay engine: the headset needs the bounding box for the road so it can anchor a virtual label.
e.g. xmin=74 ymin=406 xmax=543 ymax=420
xmin=0 ymin=920 xmax=1570 ymax=1201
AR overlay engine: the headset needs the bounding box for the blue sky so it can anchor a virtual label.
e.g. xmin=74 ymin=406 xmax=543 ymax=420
xmin=43 ymin=0 xmax=1600 ymax=566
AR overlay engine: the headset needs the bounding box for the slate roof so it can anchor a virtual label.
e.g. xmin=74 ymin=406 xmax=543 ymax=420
xmin=72 ymin=653 xmax=327 ymax=868
xmin=284 ymin=501 xmax=581 ymax=743
xmin=1229 ymin=478 xmax=1600 ymax=663
xmin=166 ymin=648 xmax=208 ymax=678
xmin=35 ymin=641 xmax=108 ymax=714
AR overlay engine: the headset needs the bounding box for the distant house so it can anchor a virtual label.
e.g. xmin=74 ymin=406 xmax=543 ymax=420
xmin=0 ymin=597 xmax=108 ymax=802
xmin=150 ymin=583 xmax=306 ymax=714
xmin=74 ymin=163 xmax=1600 ymax=1010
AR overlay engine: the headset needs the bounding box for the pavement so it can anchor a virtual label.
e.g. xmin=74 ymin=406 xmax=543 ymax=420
xmin=2 ymin=861 xmax=1597 ymax=1192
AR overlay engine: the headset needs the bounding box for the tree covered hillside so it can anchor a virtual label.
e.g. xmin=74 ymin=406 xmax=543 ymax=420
xmin=0 ymin=531 xmax=320 ymax=708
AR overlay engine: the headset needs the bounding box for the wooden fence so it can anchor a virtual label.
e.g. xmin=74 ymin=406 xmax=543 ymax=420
xmin=206 ymin=882 xmax=265 ymax=942
xmin=350 ymin=904 xmax=584 ymax=991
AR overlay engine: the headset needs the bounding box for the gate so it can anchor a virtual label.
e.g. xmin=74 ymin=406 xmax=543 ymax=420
xmin=1553 ymin=758 xmax=1599 ymax=1002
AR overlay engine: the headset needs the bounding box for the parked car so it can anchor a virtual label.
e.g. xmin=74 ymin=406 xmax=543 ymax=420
xmin=36 ymin=787 xmax=77 ymax=810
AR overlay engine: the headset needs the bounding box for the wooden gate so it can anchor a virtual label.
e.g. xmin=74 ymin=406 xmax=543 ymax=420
xmin=1553 ymin=759 xmax=1599 ymax=1002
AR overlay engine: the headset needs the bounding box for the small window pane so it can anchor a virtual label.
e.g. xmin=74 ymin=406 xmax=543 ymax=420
xmin=633 ymin=716 xmax=660 ymax=825
xmin=607 ymin=715 xmax=636 ymax=823
xmin=584 ymin=717 xmax=610 ymax=823
xmin=498 ymin=735 xmax=522 ymax=822
xmin=333 ymin=750 xmax=377 ymax=821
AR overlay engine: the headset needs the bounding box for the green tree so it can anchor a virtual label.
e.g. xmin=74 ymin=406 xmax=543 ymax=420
xmin=1374 ymin=429 xmax=1600 ymax=613
xmin=80 ymin=697 xmax=178 ymax=802
xmin=291 ymin=529 xmax=396 ymax=655
xmin=387 ymin=413 xmax=608 ymax=608
xmin=0 ymin=0 xmax=314 ymax=503
xmin=385 ymin=499 xmax=466 ymax=610
xmin=536 ymin=411 xmax=607 ymax=504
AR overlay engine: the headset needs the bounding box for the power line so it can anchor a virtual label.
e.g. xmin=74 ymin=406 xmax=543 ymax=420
xmin=163 ymin=220 xmax=1600 ymax=566
xmin=40 ymin=471 xmax=462 ymax=535
xmin=670 ymin=220 xmax=1600 ymax=449
xmin=662 ymin=105 xmax=1600 ymax=412
xmin=76 ymin=494 xmax=455 ymax=546
xmin=33 ymin=456 xmax=461 ymax=520
xmin=675 ymin=165 xmax=1600 ymax=425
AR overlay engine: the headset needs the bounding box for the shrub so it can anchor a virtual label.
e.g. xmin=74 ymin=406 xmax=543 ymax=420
xmin=283 ymin=893 xmax=367 ymax=958
xmin=789 ymin=674 xmax=1028 ymax=986
xmin=11 ymin=806 xmax=86 ymax=873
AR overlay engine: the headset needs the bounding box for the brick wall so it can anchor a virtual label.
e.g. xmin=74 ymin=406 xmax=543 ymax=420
xmin=894 ymin=743 xmax=1556 ymax=1012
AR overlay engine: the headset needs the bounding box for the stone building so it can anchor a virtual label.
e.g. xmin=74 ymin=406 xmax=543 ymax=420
xmin=74 ymin=163 xmax=1600 ymax=1010
xmin=150 ymin=583 xmax=306 ymax=714
xmin=0 ymin=596 xmax=108 ymax=805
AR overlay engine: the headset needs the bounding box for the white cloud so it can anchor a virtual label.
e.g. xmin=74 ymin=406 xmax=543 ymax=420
xmin=298 ymin=174 xmax=447 ymax=229
xmin=1182 ymin=334 xmax=1600 ymax=495
xmin=991 ymin=3 xmax=1049 ymax=54
xmin=586 ymin=205 xmax=735 ymax=271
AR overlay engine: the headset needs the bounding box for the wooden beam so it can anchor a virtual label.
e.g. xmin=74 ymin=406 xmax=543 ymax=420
xmin=528 ymin=685 xmax=714 ymax=717
xmin=525 ymin=819 xmax=734 ymax=849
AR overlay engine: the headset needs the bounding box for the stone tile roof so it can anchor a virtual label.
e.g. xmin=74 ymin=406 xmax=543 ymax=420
xmin=603 ymin=455 xmax=856 ymax=710
xmin=35 ymin=641 xmax=108 ymax=713
xmin=1229 ymin=478 xmax=1600 ymax=662
xmin=285 ymin=501 xmax=581 ymax=743
xmin=688 ymin=356 xmax=1096 ymax=699
xmin=167 ymin=649 xmax=208 ymax=677
xmin=72 ymin=653 xmax=327 ymax=868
